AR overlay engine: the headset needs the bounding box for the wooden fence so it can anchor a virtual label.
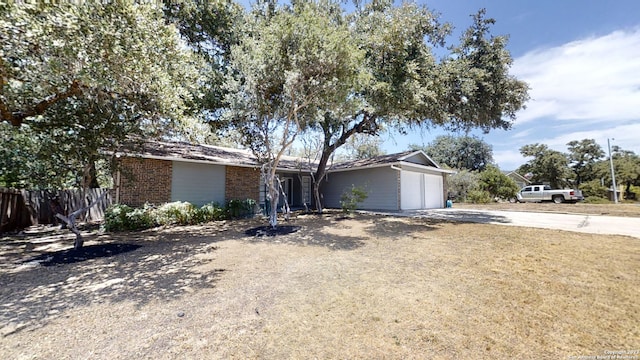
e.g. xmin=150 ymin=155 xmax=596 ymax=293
xmin=0 ymin=188 xmax=113 ymax=233
xmin=0 ymin=189 xmax=32 ymax=233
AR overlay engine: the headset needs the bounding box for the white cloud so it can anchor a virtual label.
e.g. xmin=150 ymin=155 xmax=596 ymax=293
xmin=493 ymin=149 xmax=526 ymax=171
xmin=512 ymin=28 xmax=640 ymax=125
xmin=538 ymin=122 xmax=640 ymax=155
xmin=511 ymin=128 xmax=532 ymax=139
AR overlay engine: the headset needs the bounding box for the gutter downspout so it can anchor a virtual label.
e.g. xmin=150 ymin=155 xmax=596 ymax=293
xmin=115 ymin=170 xmax=121 ymax=204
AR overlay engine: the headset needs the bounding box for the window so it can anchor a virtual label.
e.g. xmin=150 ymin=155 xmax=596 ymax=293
xmin=302 ymin=176 xmax=311 ymax=204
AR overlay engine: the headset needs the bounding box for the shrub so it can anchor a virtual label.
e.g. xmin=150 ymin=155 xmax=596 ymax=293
xmin=467 ymin=189 xmax=492 ymax=204
xmin=104 ymin=203 xmax=154 ymax=231
xmin=199 ymin=203 xmax=227 ymax=222
xmin=447 ymin=170 xmax=479 ymax=202
xmin=584 ymin=196 xmax=610 ymax=204
xmin=478 ymin=165 xmax=519 ymax=200
xmin=580 ymin=180 xmax=608 ymax=199
xmin=340 ymin=185 xmax=368 ymax=214
xmin=153 ymin=201 xmax=199 ymax=226
xmin=104 ymin=199 xmax=255 ymax=232
xmin=226 ymin=198 xmax=256 ymax=219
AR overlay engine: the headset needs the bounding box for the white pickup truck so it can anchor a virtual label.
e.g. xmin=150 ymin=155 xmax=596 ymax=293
xmin=516 ymin=185 xmax=584 ymax=203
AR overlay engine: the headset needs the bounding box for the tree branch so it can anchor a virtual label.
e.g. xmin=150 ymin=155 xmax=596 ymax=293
xmin=1 ymin=80 xmax=85 ymax=126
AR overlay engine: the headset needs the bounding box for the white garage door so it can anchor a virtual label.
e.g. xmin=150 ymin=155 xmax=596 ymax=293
xmin=422 ymin=173 xmax=443 ymax=209
xmin=171 ymin=162 xmax=226 ymax=206
xmin=400 ymin=171 xmax=443 ymax=210
xmin=400 ymin=171 xmax=422 ymax=209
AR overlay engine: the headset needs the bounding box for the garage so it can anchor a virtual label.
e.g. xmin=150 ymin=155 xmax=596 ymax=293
xmin=400 ymin=170 xmax=444 ymax=210
xmin=322 ymin=150 xmax=452 ymax=211
xmin=171 ymin=161 xmax=226 ymax=206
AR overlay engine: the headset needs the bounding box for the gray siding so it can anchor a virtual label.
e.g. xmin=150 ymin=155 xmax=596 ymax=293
xmin=322 ymin=167 xmax=399 ymax=210
xmin=171 ymin=161 xmax=226 ymax=206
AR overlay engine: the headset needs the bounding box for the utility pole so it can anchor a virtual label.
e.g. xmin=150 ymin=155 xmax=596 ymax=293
xmin=607 ymin=138 xmax=618 ymax=204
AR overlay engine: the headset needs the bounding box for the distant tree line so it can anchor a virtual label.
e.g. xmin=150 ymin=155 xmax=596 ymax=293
xmin=412 ymin=136 xmax=639 ymax=203
xmin=517 ymin=139 xmax=639 ymax=200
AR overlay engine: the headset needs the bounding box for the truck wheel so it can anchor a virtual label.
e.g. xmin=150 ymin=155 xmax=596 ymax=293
xmin=552 ymin=195 xmax=564 ymax=204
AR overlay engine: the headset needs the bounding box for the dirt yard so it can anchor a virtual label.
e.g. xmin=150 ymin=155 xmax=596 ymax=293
xmin=1 ymin=211 xmax=638 ymax=359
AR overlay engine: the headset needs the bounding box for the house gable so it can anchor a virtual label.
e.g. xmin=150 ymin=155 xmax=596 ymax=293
xmin=397 ymin=151 xmax=440 ymax=168
xmin=505 ymin=171 xmax=531 ymax=189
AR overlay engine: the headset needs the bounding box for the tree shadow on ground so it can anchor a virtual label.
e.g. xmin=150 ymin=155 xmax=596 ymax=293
xmin=241 ymin=214 xmax=367 ymax=250
xmin=364 ymin=209 xmax=513 ymax=226
xmin=0 ymin=229 xmax=225 ymax=337
xmin=21 ymin=243 xmax=142 ymax=266
xmin=244 ymin=225 xmax=301 ymax=237
xmin=415 ymin=210 xmax=512 ymax=224
xmin=366 ymin=218 xmax=440 ymax=239
xmin=242 ymin=224 xmax=367 ymax=250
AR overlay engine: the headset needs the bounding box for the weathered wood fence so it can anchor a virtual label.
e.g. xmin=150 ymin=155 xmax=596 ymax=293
xmin=0 ymin=188 xmax=112 ymax=233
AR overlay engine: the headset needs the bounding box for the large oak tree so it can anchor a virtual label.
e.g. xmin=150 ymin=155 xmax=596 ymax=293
xmin=0 ymin=2 xmax=202 ymax=187
xmin=305 ymin=3 xmax=529 ymax=211
xmin=221 ymin=0 xmax=363 ymax=226
xmin=411 ymin=135 xmax=494 ymax=171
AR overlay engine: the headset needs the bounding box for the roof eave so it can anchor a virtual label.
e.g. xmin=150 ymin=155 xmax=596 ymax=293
xmin=398 ymin=161 xmax=456 ymax=174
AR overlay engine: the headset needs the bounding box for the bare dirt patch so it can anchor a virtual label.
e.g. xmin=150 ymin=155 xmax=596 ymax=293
xmin=1 ymin=212 xmax=638 ymax=359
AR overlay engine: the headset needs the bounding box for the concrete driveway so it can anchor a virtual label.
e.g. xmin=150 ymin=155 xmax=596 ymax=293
xmin=401 ymin=208 xmax=640 ymax=239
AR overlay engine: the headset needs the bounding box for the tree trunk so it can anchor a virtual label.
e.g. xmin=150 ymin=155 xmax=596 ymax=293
xmin=54 ymin=190 xmax=107 ymax=249
xmin=311 ymin=112 xmax=379 ymax=213
xmin=312 ymin=150 xmax=332 ymax=213
xmin=82 ymin=160 xmax=100 ymax=188
xmin=266 ymin=173 xmax=279 ymax=228
xmin=313 ymin=180 xmax=323 ymax=214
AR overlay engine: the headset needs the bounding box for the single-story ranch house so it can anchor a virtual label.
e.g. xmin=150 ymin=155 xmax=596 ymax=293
xmin=504 ymin=171 xmax=531 ymax=190
xmin=114 ymin=140 xmax=454 ymax=211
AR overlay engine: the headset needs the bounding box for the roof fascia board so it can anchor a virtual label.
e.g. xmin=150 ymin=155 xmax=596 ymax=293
xmin=507 ymin=172 xmax=531 ymax=183
xmin=116 ymin=153 xmax=258 ymax=168
xmin=325 ymin=162 xmax=395 ymax=173
xmin=399 ymin=161 xmax=456 ymax=174
xmin=117 ymin=153 xmax=312 ymax=172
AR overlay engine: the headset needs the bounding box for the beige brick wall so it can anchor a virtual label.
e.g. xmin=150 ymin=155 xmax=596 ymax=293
xmin=225 ymin=166 xmax=260 ymax=203
xmin=117 ymin=157 xmax=172 ymax=207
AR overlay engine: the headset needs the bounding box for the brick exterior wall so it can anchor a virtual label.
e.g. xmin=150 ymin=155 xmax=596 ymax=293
xmin=117 ymin=157 xmax=172 ymax=207
xmin=225 ymin=166 xmax=260 ymax=203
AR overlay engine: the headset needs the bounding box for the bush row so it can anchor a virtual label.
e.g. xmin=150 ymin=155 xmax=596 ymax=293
xmin=103 ymin=199 xmax=256 ymax=232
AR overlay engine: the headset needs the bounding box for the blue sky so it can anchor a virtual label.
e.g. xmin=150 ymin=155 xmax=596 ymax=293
xmin=381 ymin=0 xmax=640 ymax=170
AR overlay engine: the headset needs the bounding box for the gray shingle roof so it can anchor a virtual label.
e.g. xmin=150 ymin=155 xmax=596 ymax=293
xmin=121 ymin=140 xmax=313 ymax=171
xmin=120 ymin=140 xmax=440 ymax=173
xmin=327 ymin=150 xmax=418 ymax=170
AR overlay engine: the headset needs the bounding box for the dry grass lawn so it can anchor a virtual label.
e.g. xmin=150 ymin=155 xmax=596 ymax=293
xmin=455 ymin=201 xmax=640 ymax=217
xmin=1 ymin=212 xmax=638 ymax=359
